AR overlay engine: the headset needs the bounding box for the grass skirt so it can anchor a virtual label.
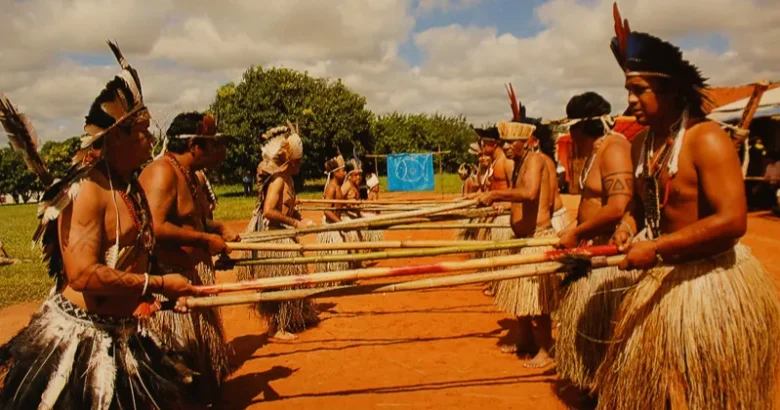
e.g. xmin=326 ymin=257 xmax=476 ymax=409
xmin=551 ymin=207 xmax=572 ymax=234
xmin=494 ymin=227 xmax=561 ymax=316
xmin=0 ymin=293 xmax=189 ymax=409
xmin=146 ymin=261 xmax=228 ymax=403
xmin=482 ymin=214 xmax=513 ymax=293
xmin=361 ymin=211 xmax=384 ymax=243
xmin=314 ymin=215 xmax=361 ymax=286
xmin=556 ymin=252 xmax=638 ymax=388
xmin=595 ymin=244 xmax=780 ymax=409
xmin=237 ymin=214 xmax=319 ymax=334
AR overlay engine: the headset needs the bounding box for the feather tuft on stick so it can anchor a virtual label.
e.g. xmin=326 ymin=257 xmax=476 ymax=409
xmin=0 ymin=93 xmax=54 ymax=187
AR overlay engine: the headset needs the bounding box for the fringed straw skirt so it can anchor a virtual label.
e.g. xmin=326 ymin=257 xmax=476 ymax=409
xmin=361 ymin=211 xmax=384 ymax=243
xmin=556 ymin=238 xmax=639 ymax=389
xmin=237 ymin=215 xmax=319 ymax=334
xmin=551 ymin=207 xmax=572 ymax=234
xmin=146 ymin=261 xmax=228 ymax=403
xmin=594 ymin=244 xmax=780 ymax=410
xmin=0 ymin=293 xmax=190 ymax=410
xmin=314 ymin=216 xmax=361 ymax=286
xmin=482 ymin=214 xmax=513 ymax=293
xmin=494 ymin=227 xmax=562 ymax=317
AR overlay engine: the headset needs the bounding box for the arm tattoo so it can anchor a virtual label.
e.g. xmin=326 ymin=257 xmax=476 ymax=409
xmin=602 ymin=172 xmax=634 ymax=197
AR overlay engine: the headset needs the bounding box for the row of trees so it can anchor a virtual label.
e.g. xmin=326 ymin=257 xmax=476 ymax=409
xmin=208 ymin=66 xmax=481 ymax=184
xmin=0 ymin=66 xmax=486 ymax=197
xmin=0 ymin=137 xmax=79 ymax=203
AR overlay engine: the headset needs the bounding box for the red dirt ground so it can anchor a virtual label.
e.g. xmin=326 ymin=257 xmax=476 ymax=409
xmin=2 ymin=193 xmax=780 ymax=409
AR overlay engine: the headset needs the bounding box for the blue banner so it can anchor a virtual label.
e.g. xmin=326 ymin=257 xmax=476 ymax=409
xmin=386 ymin=153 xmax=434 ymax=192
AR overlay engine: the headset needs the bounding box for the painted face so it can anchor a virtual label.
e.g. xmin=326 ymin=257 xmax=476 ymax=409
xmin=625 ymin=76 xmax=678 ymax=126
xmin=481 ymin=139 xmax=497 ymax=156
xmin=511 ymin=139 xmax=526 ymax=156
xmin=109 ymin=115 xmax=154 ymax=169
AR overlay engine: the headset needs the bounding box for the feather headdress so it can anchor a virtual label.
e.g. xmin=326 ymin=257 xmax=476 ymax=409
xmin=346 ymin=147 xmax=363 ymax=176
xmin=610 ymin=2 xmax=711 ymax=116
xmin=505 ymin=83 xmax=526 ymax=123
xmin=259 ymin=121 xmax=304 ymax=175
xmin=473 ymin=126 xmax=500 ymax=141
xmin=324 ymin=151 xmax=346 ymax=174
xmin=0 ymin=94 xmax=54 ymax=187
xmin=81 ymin=41 xmax=149 ymax=153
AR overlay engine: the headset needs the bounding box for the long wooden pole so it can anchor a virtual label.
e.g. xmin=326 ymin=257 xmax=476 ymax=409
xmin=299 ymin=197 xmax=458 ymax=205
xmin=226 ymin=238 xmax=559 ymax=266
xmin=228 ymin=239 xmax=524 ymax=252
xmin=185 ymin=255 xmax=624 ymax=308
xmin=245 ymin=199 xmax=478 ymax=240
xmin=200 ymin=244 xmax=618 ymax=294
xmin=385 ymin=223 xmax=506 ymax=231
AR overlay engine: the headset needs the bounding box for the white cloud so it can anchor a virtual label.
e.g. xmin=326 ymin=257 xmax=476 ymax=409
xmin=1 ymin=0 xmax=779 ymax=146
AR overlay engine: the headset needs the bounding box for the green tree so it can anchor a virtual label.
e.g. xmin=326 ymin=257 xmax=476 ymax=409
xmin=370 ymin=113 xmax=477 ymax=173
xmin=209 ymin=67 xmax=373 ymax=184
xmin=40 ymin=137 xmax=80 ymax=179
xmin=0 ymin=147 xmax=42 ymax=203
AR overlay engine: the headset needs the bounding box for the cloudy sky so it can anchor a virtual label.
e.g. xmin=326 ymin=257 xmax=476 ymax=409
xmin=2 ymin=0 xmax=779 ymax=144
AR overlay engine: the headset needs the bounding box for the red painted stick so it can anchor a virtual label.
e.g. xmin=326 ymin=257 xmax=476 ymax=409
xmin=197 ymin=245 xmax=619 ymax=295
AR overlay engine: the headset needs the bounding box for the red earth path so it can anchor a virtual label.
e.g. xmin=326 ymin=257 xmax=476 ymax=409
xmin=2 ymin=194 xmax=780 ymax=409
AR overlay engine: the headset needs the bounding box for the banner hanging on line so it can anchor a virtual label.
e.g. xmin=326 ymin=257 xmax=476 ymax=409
xmin=386 ymin=153 xmax=434 ymax=192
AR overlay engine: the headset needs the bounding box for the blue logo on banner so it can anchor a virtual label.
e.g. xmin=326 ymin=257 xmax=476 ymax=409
xmin=386 ymin=153 xmax=434 ymax=192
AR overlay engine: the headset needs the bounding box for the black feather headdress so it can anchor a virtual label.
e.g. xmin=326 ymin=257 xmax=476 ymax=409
xmin=81 ymin=41 xmax=148 ymax=153
xmin=610 ymin=2 xmax=712 ymax=116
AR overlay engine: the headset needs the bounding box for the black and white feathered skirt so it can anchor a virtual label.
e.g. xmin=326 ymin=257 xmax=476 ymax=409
xmin=0 ymin=292 xmax=191 ymax=410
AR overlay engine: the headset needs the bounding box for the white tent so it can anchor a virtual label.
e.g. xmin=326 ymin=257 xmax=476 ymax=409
xmin=708 ymin=87 xmax=780 ymax=123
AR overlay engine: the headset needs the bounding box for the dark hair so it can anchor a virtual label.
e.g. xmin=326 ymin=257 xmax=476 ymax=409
xmin=165 ymin=137 xmax=209 ymax=155
xmin=167 ymin=111 xmax=206 ymax=138
xmin=566 ymin=92 xmax=611 ymax=137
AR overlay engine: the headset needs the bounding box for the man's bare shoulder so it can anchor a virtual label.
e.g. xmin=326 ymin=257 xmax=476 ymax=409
xmin=70 ymin=168 xmax=109 ymax=213
xmin=139 ymin=158 xmax=178 ymax=190
xmin=686 ymin=120 xmax=734 ymax=159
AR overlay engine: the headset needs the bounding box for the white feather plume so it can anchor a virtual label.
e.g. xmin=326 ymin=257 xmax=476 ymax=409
xmin=39 ymin=336 xmax=80 ymax=409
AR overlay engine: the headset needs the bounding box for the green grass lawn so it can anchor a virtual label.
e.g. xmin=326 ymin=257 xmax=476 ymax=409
xmin=0 ymin=173 xmax=463 ymax=307
xmin=0 ymin=203 xmax=51 ymax=307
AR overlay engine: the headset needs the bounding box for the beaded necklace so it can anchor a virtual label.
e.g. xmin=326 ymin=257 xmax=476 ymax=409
xmin=165 ymin=152 xmax=199 ymax=200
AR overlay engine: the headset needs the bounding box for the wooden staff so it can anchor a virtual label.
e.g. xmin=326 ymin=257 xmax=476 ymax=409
xmin=229 ymin=239 xmax=523 ymax=252
xmin=203 ymin=244 xmax=618 ymax=294
xmin=245 ymin=199 xmax=478 ymax=241
xmin=184 ymin=255 xmax=625 ymax=308
xmin=300 ymin=197 xmax=460 ymax=205
xmin=224 ymin=238 xmax=559 ymax=267
xmin=734 ymin=80 xmax=770 ymax=143
xmin=386 ymin=223 xmax=506 ymax=231
xmin=299 ymin=205 xmax=424 ymax=212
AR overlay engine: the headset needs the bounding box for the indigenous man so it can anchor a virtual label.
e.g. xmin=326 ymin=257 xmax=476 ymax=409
xmin=342 ymin=155 xmax=364 ymax=200
xmin=0 ymin=42 xmax=199 ymax=409
xmin=238 ymin=123 xmax=319 ymax=341
xmin=138 ymin=111 xmax=238 ymax=403
xmin=314 ymin=152 xmax=359 ymax=277
xmin=475 ymin=121 xmax=561 ymax=368
xmin=595 ymin=5 xmax=780 ymax=409
xmin=554 ymin=92 xmax=636 ymax=391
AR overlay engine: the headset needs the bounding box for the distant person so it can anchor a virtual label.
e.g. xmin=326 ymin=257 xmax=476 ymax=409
xmin=242 ymin=171 xmax=253 ymax=196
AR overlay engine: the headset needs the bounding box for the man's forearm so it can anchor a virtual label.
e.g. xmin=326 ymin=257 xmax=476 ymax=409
xmin=69 ymin=264 xmax=164 ymax=296
xmin=265 ymin=209 xmax=300 ymax=227
xmin=574 ymin=203 xmax=625 ymax=241
xmin=324 ymin=210 xmax=341 ymax=224
xmin=205 ymin=219 xmax=224 ymax=235
xmin=491 ymin=187 xmax=535 ymax=203
xmin=654 ymin=214 xmax=744 ymax=259
xmin=156 ymin=222 xmax=212 ymax=246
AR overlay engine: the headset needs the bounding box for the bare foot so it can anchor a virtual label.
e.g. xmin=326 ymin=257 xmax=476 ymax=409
xmin=524 ymin=349 xmax=554 ymax=368
xmin=271 ymin=330 xmax=298 ymax=340
xmin=483 ymin=288 xmax=495 ymax=297
xmin=500 ymin=344 xmax=518 ymax=354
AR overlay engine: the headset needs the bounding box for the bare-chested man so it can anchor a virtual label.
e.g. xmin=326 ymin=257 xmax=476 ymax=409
xmin=0 ymin=42 xmax=199 ymax=409
xmin=238 ymin=123 xmax=319 ymax=340
xmin=594 ymin=5 xmax=780 ymax=409
xmin=554 ymin=92 xmax=635 ymax=391
xmin=314 ymin=153 xmax=359 ymax=275
xmin=475 ymin=121 xmax=560 ymax=368
xmin=458 ymin=163 xmax=480 ymax=196
xmin=475 ymin=127 xmax=513 ymax=191
xmin=139 ymin=111 xmax=238 ymax=404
